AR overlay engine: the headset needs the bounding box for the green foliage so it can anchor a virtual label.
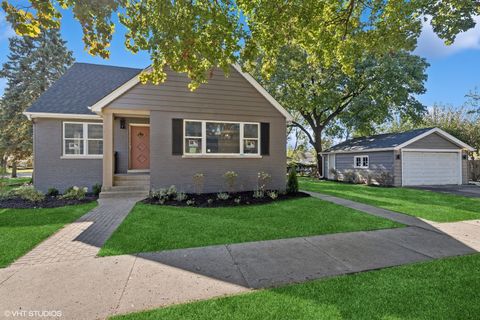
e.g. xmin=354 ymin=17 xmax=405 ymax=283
xmin=2 ymin=1 xmax=478 ymax=89
xmin=0 ymin=27 xmax=73 ymax=165
xmin=216 ymin=192 xmax=230 ymax=201
xmin=223 ymin=171 xmax=238 ymax=193
xmin=286 ymin=167 xmax=299 ymax=194
xmin=46 ymin=187 xmax=59 ymax=197
xmin=13 ymin=185 xmax=45 ymax=202
xmin=61 ymin=186 xmax=87 ymax=200
xmin=92 ymin=183 xmax=102 ymax=196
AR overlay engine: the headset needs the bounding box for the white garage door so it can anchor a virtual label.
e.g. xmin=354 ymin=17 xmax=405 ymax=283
xmin=403 ymin=151 xmax=461 ymax=186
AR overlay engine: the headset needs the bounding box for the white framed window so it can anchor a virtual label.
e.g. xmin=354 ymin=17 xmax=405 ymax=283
xmin=63 ymin=122 xmax=103 ymax=158
xmin=183 ymin=120 xmax=260 ymax=156
xmin=354 ymin=155 xmax=369 ymax=168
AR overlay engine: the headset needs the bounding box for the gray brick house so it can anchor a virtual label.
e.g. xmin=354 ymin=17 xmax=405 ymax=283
xmin=25 ymin=63 xmax=293 ymax=197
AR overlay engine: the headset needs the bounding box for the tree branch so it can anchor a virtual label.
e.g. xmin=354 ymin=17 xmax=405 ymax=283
xmin=289 ymin=121 xmax=315 ymax=147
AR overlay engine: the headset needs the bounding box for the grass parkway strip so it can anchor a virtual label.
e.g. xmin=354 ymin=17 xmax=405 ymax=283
xmin=299 ymin=178 xmax=480 ymax=222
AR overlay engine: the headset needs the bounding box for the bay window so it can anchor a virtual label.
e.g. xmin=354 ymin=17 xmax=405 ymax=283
xmin=184 ymin=120 xmax=260 ymax=156
xmin=63 ymin=122 xmax=103 ymax=157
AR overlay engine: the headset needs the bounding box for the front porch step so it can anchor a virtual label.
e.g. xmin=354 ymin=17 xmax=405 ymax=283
xmin=99 ymin=190 xmax=149 ymax=199
xmin=113 ymin=180 xmax=150 ymax=187
xmin=110 ymin=185 xmax=150 ymax=192
xmin=114 ymin=174 xmax=150 ymax=181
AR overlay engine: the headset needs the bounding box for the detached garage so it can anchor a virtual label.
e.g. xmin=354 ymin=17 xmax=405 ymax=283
xmin=321 ymin=127 xmax=475 ymax=186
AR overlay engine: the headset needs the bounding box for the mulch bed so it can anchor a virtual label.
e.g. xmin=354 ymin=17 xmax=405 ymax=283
xmin=143 ymin=191 xmax=310 ymax=208
xmin=0 ymin=195 xmax=98 ymax=209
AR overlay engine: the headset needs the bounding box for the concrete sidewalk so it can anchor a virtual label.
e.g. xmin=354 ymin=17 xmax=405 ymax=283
xmin=1 ymin=192 xmax=479 ymax=319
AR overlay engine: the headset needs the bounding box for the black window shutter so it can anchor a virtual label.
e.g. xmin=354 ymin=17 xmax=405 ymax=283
xmin=260 ymin=122 xmax=270 ymax=156
xmin=172 ymin=119 xmax=183 ymax=155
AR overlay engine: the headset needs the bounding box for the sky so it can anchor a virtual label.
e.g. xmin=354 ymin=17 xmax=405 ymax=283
xmin=0 ymin=10 xmax=480 ymax=108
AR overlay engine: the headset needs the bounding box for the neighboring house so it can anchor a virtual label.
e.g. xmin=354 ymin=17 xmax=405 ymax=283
xmin=25 ymin=63 xmax=293 ymax=197
xmin=321 ymin=128 xmax=475 ymax=186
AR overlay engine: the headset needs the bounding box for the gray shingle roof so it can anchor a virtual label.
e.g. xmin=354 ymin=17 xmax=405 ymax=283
xmin=27 ymin=63 xmax=141 ymax=115
xmin=326 ymin=127 xmax=435 ymax=152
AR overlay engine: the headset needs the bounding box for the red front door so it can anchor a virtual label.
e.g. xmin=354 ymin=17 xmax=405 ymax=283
xmin=130 ymin=126 xmax=150 ymax=170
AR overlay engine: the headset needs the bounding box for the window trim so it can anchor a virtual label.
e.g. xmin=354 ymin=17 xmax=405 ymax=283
xmin=62 ymin=121 xmax=103 ymax=159
xmin=354 ymin=155 xmax=369 ymax=169
xmin=182 ymin=119 xmax=261 ymax=157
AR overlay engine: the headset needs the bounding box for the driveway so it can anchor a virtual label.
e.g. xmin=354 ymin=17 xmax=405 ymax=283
xmin=412 ymin=184 xmax=480 ymax=198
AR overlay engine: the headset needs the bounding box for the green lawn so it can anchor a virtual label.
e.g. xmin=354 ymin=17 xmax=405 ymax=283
xmin=0 ymin=202 xmax=97 ymax=267
xmin=0 ymin=177 xmax=31 ymax=191
xmin=99 ymin=197 xmax=402 ymax=256
xmin=113 ymin=253 xmax=480 ymax=320
xmin=299 ymin=178 xmax=480 ymax=222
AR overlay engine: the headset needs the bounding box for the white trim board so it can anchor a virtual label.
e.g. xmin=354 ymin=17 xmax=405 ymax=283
xmin=24 ymin=112 xmax=101 ymax=120
xmin=89 ymin=64 xmax=293 ymax=122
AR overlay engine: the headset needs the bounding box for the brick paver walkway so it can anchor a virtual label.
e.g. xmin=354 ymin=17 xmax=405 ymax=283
xmin=11 ymin=197 xmax=141 ymax=267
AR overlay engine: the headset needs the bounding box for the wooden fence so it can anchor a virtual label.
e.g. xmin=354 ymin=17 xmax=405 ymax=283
xmin=468 ymin=160 xmax=480 ymax=181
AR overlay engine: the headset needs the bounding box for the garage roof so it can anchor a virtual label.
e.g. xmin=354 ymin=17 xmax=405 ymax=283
xmin=325 ymin=127 xmax=475 ymax=153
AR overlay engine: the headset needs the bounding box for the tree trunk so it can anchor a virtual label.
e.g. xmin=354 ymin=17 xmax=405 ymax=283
xmin=313 ymin=129 xmax=323 ymax=179
xmin=0 ymin=155 xmax=6 ymax=178
xmin=11 ymin=161 xmax=17 ymax=178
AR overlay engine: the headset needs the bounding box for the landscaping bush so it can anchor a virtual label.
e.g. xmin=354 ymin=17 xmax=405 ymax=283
xmin=375 ymin=170 xmax=394 ymax=186
xmin=61 ymin=186 xmax=87 ymax=200
xmin=192 ymin=173 xmax=205 ymax=194
xmin=13 ymin=186 xmax=45 ymax=202
xmin=223 ymin=171 xmax=238 ymax=193
xmin=342 ymin=170 xmax=355 ymax=183
xmin=286 ymin=167 xmax=299 ymax=194
xmin=175 ymin=192 xmax=187 ymax=202
xmin=46 ymin=188 xmax=59 ymax=197
xmin=92 ymin=183 xmax=102 ymax=196
xmin=217 ymin=192 xmax=230 ymax=200
xmin=150 ymin=185 xmax=178 ymax=204
xmin=253 ymin=189 xmax=264 ymax=199
xmin=257 ymin=171 xmax=271 ymax=192
xmin=329 ymin=168 xmax=339 ymax=180
xmin=267 ymin=190 xmax=278 ymax=200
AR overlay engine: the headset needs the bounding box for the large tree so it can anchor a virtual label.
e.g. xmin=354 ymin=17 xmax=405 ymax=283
xmin=0 ymin=28 xmax=74 ymax=177
xmin=255 ymin=47 xmax=428 ymax=175
xmin=1 ymin=1 xmax=478 ymax=88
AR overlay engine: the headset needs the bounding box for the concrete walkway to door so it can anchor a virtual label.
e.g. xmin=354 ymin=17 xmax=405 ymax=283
xmin=0 ymin=193 xmax=479 ymax=319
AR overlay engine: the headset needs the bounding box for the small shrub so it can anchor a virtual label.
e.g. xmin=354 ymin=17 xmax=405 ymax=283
xmin=329 ymin=168 xmax=339 ymax=180
xmin=61 ymin=186 xmax=87 ymax=200
xmin=0 ymin=189 xmax=13 ymax=200
xmin=257 ymin=171 xmax=272 ymax=192
xmin=192 ymin=173 xmax=205 ymax=194
xmin=92 ymin=183 xmax=102 ymax=196
xmin=234 ymin=197 xmax=241 ymax=204
xmin=343 ymin=170 xmax=356 ymax=183
xmin=46 ymin=188 xmax=59 ymax=197
xmin=186 ymin=199 xmax=195 ymax=206
xmin=223 ymin=171 xmax=238 ymax=192
xmin=365 ymin=171 xmax=375 ymax=185
xmin=375 ymin=170 xmax=394 ymax=186
xmin=175 ymin=192 xmax=188 ymax=202
xmin=65 ymin=186 xmax=74 ymax=194
xmin=207 ymin=198 xmax=214 ymax=205
xmin=14 ymin=186 xmax=45 ymax=202
xmin=217 ymin=192 xmax=230 ymax=200
xmin=253 ymin=189 xmax=264 ymax=199
xmin=286 ymin=167 xmax=299 ymax=194
xmin=150 ymin=186 xmax=178 ymax=203
xmin=166 ymin=185 xmax=177 ymax=197
xmin=267 ymin=190 xmax=278 ymax=200
xmin=353 ymin=172 xmax=365 ymax=184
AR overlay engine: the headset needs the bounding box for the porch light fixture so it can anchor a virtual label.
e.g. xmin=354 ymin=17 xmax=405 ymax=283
xmin=396 ymin=154 xmax=401 ymax=160
xmin=120 ymin=118 xmax=126 ymax=129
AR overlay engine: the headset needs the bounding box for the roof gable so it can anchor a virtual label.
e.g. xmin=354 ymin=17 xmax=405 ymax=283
xmin=326 ymin=127 xmax=475 ymax=153
xmin=91 ymin=64 xmax=293 ymax=121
